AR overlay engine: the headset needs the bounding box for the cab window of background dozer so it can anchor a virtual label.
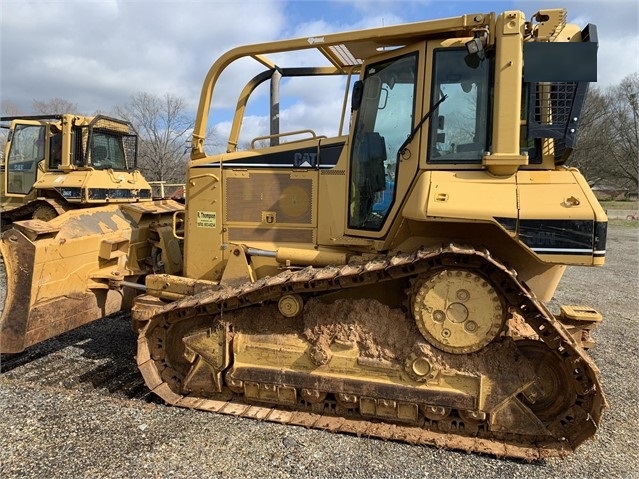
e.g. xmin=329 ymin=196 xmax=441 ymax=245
xmin=48 ymin=132 xmax=62 ymax=169
xmin=90 ymin=131 xmax=127 ymax=170
xmin=6 ymin=124 xmax=45 ymax=194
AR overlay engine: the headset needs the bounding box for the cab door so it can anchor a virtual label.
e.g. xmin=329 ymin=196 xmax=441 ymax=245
xmin=3 ymin=120 xmax=48 ymax=198
xmin=345 ymin=43 xmax=425 ymax=238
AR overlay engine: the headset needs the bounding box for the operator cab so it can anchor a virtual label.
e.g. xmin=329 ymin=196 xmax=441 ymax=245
xmin=347 ymin=42 xmax=494 ymax=232
xmin=2 ymin=114 xmax=149 ymax=206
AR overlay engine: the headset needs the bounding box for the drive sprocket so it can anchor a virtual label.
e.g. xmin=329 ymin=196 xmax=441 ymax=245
xmin=410 ymin=269 xmax=505 ymax=354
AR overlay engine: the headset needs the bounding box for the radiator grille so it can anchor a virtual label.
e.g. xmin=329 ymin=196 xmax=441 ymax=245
xmin=320 ymin=169 xmax=346 ymax=176
xmin=226 ymin=174 xmax=313 ymax=225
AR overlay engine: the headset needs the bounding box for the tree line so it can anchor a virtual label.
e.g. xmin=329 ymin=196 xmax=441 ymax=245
xmin=568 ymin=73 xmax=638 ymax=197
xmin=1 ymin=73 xmax=638 ymax=196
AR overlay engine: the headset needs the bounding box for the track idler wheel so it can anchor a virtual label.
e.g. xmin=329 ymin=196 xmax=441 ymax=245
xmin=517 ymin=340 xmax=576 ymax=422
xmin=411 ymin=269 xmax=505 ymax=354
xmin=32 ymin=203 xmax=59 ymax=222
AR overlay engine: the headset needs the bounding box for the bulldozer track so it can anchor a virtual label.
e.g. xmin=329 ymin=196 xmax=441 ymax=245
xmin=137 ymin=244 xmax=606 ymax=460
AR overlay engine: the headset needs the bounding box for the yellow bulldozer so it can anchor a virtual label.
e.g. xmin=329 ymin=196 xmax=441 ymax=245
xmin=1 ymin=9 xmax=607 ymax=459
xmin=0 ymin=114 xmax=162 ymax=226
xmin=0 ymin=114 xmax=184 ymax=346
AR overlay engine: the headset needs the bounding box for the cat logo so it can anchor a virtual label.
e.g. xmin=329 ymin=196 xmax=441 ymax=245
xmin=294 ymin=151 xmax=317 ymax=167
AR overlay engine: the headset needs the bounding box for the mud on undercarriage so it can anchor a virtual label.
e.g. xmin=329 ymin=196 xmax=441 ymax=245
xmin=135 ymin=245 xmax=606 ymax=460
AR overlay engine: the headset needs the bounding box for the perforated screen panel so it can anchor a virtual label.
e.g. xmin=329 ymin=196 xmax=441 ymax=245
xmin=226 ymin=173 xmax=314 ymax=225
xmin=227 ymin=227 xmax=314 ymax=243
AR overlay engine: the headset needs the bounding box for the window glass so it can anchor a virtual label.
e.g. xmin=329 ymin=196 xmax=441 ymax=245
xmin=6 ymin=124 xmax=45 ymax=194
xmin=349 ymin=53 xmax=417 ymax=230
xmin=428 ymin=48 xmax=491 ymax=163
xmin=49 ymin=132 xmax=62 ymax=169
xmin=90 ymin=131 xmax=127 ymax=170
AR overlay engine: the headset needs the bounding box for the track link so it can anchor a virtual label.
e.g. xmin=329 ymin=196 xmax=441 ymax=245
xmin=136 ymin=244 xmax=606 ymax=460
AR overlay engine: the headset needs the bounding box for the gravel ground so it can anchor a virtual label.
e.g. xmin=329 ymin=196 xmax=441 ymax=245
xmin=0 ymin=225 xmax=637 ymax=479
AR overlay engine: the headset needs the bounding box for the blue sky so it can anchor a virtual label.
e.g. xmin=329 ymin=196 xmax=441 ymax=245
xmin=1 ymin=0 xmax=637 ymax=148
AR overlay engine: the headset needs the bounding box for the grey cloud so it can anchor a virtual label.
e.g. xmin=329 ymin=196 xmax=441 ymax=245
xmin=1 ymin=0 xmax=285 ymax=114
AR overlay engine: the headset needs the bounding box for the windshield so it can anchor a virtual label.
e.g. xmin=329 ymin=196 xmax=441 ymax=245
xmin=428 ymin=48 xmax=491 ymax=163
xmin=89 ymin=131 xmax=129 ymax=170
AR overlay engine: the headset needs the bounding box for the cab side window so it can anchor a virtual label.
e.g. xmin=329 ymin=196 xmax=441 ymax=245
xmin=6 ymin=124 xmax=45 ymax=194
xmin=49 ymin=132 xmax=63 ymax=169
xmin=428 ymin=48 xmax=492 ymax=163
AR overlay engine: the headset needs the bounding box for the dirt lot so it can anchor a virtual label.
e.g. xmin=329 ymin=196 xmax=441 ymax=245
xmin=0 ymin=225 xmax=637 ymax=479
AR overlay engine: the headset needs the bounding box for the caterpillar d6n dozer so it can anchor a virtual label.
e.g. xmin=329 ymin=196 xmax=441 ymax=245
xmin=0 ymin=114 xmax=183 ymax=350
xmin=1 ymin=9 xmax=607 ymax=459
xmin=1 ymin=114 xmax=158 ymax=226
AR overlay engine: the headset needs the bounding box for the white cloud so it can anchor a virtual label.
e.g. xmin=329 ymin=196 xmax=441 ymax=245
xmin=597 ymin=34 xmax=639 ymax=87
xmin=2 ymin=0 xmax=636 ymax=154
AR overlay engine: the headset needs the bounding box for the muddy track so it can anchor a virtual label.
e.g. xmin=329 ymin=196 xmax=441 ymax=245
xmin=137 ymin=244 xmax=606 ymax=461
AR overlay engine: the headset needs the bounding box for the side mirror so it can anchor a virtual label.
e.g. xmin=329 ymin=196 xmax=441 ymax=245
xmin=438 ymin=115 xmax=445 ymax=130
xmin=351 ymin=80 xmax=363 ymax=111
xmin=465 ymin=38 xmax=485 ymax=60
xmin=464 ymin=37 xmax=485 ymax=69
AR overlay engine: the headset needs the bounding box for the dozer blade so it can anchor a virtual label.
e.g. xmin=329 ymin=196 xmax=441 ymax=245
xmin=0 ymin=202 xmax=183 ymax=353
xmin=1 ymin=225 xmax=37 ymax=352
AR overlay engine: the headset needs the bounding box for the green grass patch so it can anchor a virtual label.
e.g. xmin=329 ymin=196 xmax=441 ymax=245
xmin=608 ymin=219 xmax=639 ymax=228
xmin=600 ymin=200 xmax=639 ymax=210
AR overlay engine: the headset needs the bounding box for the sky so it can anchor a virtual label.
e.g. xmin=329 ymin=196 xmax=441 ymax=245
xmin=1 ymin=0 xmax=638 ymax=149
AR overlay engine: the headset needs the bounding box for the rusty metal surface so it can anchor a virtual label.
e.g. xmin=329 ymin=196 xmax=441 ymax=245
xmin=0 ymin=227 xmax=117 ymax=353
xmin=136 ymin=245 xmax=606 ymax=460
xmin=0 ymin=228 xmax=35 ymax=353
xmin=0 ymin=200 xmax=185 ymax=354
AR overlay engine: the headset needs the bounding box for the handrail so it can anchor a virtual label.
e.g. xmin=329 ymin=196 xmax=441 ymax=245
xmin=250 ymin=129 xmax=326 ymax=149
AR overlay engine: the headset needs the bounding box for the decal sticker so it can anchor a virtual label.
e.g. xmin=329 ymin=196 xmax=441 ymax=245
xmin=197 ymin=211 xmax=216 ymax=228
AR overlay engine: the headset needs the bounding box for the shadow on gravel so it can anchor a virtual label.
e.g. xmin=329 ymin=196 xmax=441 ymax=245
xmin=0 ymin=311 xmax=163 ymax=403
xmin=0 ymin=312 xmax=135 ymax=372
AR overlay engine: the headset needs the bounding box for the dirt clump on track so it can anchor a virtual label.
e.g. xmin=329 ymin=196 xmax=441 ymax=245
xmin=224 ymin=297 xmax=421 ymax=362
xmin=225 ymin=295 xmax=535 ymax=386
xmin=302 ymin=298 xmax=421 ymax=361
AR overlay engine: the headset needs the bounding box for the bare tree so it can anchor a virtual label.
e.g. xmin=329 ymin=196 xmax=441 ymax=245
xmin=1 ymin=100 xmax=23 ymax=117
xmin=114 ymin=92 xmax=192 ymax=182
xmin=570 ymin=73 xmax=639 ymax=195
xmin=611 ymin=74 xmax=639 ymax=190
xmin=32 ymin=98 xmax=79 ymax=114
xmin=569 ymin=86 xmax=608 ymax=185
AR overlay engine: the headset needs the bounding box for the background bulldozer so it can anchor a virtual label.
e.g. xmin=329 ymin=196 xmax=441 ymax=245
xmin=1 ymin=114 xmax=159 ymax=227
xmin=1 ymin=9 xmax=608 ymax=459
xmin=0 ymin=114 xmax=183 ymax=350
